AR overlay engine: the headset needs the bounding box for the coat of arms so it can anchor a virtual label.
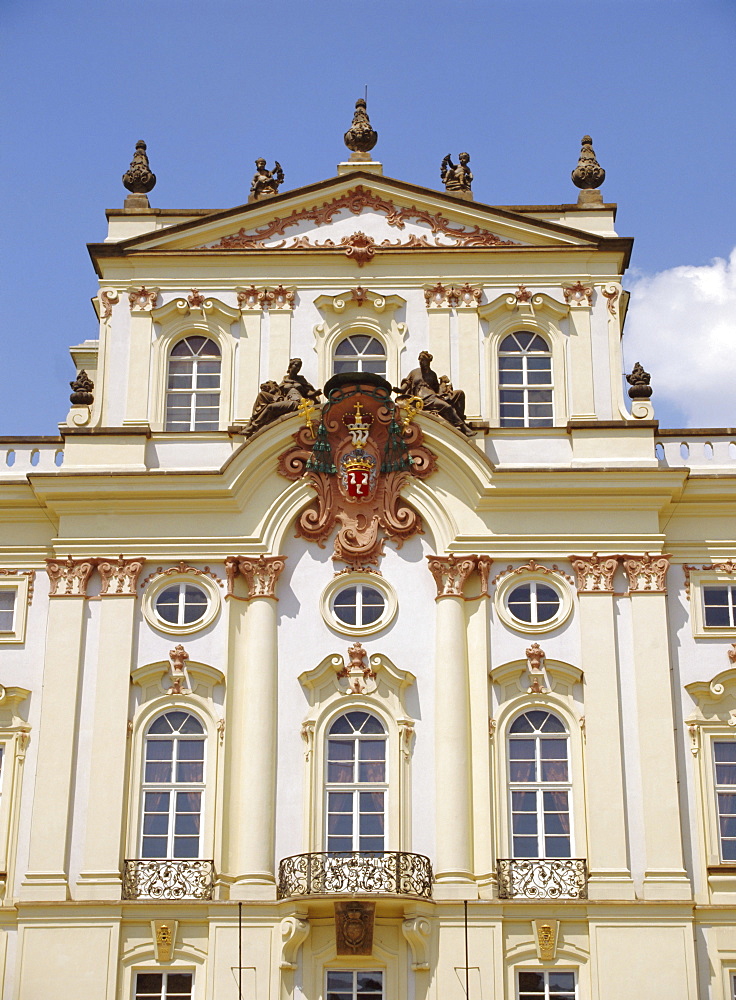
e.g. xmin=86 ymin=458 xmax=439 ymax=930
xmin=278 ymin=373 xmax=436 ymax=571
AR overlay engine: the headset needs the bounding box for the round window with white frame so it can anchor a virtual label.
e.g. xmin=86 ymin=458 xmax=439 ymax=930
xmin=142 ymin=572 xmax=222 ymax=635
xmin=494 ymin=570 xmax=572 ymax=634
xmin=321 ymin=574 xmax=397 ymax=636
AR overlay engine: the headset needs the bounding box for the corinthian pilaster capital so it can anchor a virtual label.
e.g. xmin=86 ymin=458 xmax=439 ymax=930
xmin=226 ymin=554 xmax=286 ymax=599
xmin=98 ymin=555 xmax=145 ymax=596
xmin=621 ymin=553 xmax=671 ymax=593
xmin=46 ymin=556 xmax=97 ymax=597
xmin=427 ymin=554 xmax=480 ymax=598
xmin=569 ymin=552 xmax=619 ymax=593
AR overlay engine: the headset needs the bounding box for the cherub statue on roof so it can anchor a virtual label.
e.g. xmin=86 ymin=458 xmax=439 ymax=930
xmin=249 ymin=158 xmax=284 ymax=202
xmin=441 ymin=152 xmax=473 ymax=196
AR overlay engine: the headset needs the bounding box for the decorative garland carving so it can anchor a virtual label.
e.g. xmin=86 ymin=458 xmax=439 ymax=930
xmin=141 ymin=562 xmax=223 ymax=589
xmin=279 ymin=376 xmax=437 ymax=572
xmin=562 ymin=281 xmax=593 ymax=306
xmin=128 ymin=286 xmax=159 ymax=310
xmin=602 ymin=285 xmax=619 ymax=315
xmin=683 ymin=561 xmax=736 ymax=599
xmin=203 ymin=185 xmax=519 ymax=252
xmin=490 ymin=560 xmax=574 ymax=587
xmin=424 ymin=282 xmax=481 ymax=307
xmin=0 ymin=569 xmax=35 ymax=604
xmin=99 ymin=289 xmax=118 ymax=319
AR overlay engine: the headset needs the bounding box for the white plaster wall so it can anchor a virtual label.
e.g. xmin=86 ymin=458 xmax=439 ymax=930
xmin=274 ymin=531 xmax=437 ymax=865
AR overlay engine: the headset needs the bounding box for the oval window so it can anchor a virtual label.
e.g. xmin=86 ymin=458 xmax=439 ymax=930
xmin=155 ymin=583 xmax=209 ymax=626
xmin=321 ymin=574 xmax=397 ymax=636
xmin=506 ymin=581 xmax=560 ymax=625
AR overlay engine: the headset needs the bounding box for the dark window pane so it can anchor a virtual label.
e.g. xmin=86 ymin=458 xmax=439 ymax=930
xmin=510 ymin=714 xmax=534 ymax=734
xmin=715 ymin=743 xmax=736 ymax=763
xmin=519 ymin=971 xmax=545 ymax=990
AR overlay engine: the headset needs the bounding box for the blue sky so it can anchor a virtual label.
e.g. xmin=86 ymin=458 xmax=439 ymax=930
xmin=1 ymin=0 xmax=735 ymax=433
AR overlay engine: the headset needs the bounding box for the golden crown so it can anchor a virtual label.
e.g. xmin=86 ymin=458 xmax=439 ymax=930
xmin=342 ymin=450 xmax=375 ymax=473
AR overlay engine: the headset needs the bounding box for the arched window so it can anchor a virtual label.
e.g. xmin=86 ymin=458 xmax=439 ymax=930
xmin=498 ymin=332 xmax=553 ymax=427
xmin=141 ymin=711 xmax=205 ymax=859
xmin=165 ymin=336 xmax=221 ymax=431
xmin=326 ymin=711 xmax=387 ymax=853
xmin=508 ymin=710 xmax=571 ymax=858
xmin=333 ymin=334 xmax=386 ymax=377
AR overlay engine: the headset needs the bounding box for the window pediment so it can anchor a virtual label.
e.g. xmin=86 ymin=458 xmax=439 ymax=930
xmin=686 ymin=667 xmax=736 ymax=723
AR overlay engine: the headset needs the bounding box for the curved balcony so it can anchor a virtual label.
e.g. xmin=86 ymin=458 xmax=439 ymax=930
xmin=497 ymin=858 xmax=588 ymax=899
xmin=278 ymin=851 xmax=433 ymax=899
xmin=122 ymin=859 xmax=215 ymax=900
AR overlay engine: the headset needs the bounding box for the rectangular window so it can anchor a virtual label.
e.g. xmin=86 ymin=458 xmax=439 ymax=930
xmin=135 ymin=971 xmax=192 ymax=1000
xmin=704 ymin=585 xmax=736 ymax=628
xmin=326 ymin=970 xmax=383 ymax=1000
xmin=714 ymin=741 xmax=736 ymax=861
xmin=0 ymin=591 xmax=15 ymax=632
xmin=517 ymin=970 xmax=576 ymax=1000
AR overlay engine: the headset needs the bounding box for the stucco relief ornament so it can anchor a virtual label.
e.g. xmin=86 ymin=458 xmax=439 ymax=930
xmin=336 ymin=641 xmax=377 ymax=695
xmin=621 ymin=553 xmax=671 ymax=593
xmin=168 ymin=644 xmax=189 ymax=695
xmin=97 ymin=554 xmax=145 ymax=595
xmin=278 ymin=372 xmax=437 ymax=571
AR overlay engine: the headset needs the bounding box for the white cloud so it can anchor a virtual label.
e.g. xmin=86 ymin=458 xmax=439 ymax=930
xmin=624 ymin=248 xmax=736 ymax=428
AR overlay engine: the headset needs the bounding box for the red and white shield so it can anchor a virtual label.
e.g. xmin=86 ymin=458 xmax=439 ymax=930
xmin=346 ymin=469 xmax=371 ymax=498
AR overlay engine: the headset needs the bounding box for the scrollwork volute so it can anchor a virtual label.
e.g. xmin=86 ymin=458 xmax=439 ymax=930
xmin=226 ymin=555 xmax=286 ymax=599
xmin=427 ymin=554 xmax=489 ymax=598
xmin=97 ymin=555 xmax=145 ymax=596
xmin=46 ymin=556 xmax=97 ymax=597
xmin=569 ymin=552 xmax=619 ymax=593
xmin=621 ymin=553 xmax=671 ymax=593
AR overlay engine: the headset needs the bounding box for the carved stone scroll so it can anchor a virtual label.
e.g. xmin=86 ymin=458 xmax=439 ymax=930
xmin=621 ymin=553 xmax=671 ymax=593
xmin=280 ymin=914 xmax=310 ymax=970
xmin=46 ymin=556 xmax=96 ymax=597
xmin=335 ymin=900 xmax=375 ymax=955
xmin=427 ymin=554 xmax=478 ymax=598
xmin=98 ymin=555 xmax=145 ymax=596
xmin=402 ymin=915 xmax=431 ymax=971
xmin=128 ymin=286 xmax=159 ymax=311
xmin=226 ymin=555 xmax=286 ymax=599
xmin=562 ymin=282 xmax=593 ymax=307
xmin=569 ymin=553 xmax=618 ymax=593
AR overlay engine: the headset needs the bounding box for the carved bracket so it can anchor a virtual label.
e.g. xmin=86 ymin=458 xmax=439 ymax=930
xmin=402 ymin=914 xmax=431 ymax=971
xmin=280 ymin=914 xmax=310 ymax=970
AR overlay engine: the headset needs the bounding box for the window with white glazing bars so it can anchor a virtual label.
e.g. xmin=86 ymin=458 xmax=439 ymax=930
xmin=326 ymin=711 xmax=387 ymax=853
xmin=714 ymin=740 xmax=736 ymax=861
xmin=141 ymin=712 xmax=205 ymax=859
xmin=509 ymin=711 xmax=572 ymax=858
xmin=498 ymin=332 xmax=553 ymax=427
xmin=165 ymin=336 xmax=221 ymax=431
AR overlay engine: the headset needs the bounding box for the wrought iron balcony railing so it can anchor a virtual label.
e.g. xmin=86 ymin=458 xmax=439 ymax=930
xmin=497 ymin=859 xmax=588 ymax=899
xmin=278 ymin=851 xmax=433 ymax=899
xmin=122 ymin=859 xmax=215 ymax=900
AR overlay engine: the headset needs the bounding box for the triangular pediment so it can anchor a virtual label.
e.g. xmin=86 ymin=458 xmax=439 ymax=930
xmin=99 ymin=172 xmax=602 ymax=259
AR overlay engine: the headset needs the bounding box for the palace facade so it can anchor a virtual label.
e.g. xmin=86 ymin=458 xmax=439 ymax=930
xmin=0 ymin=115 xmax=735 ymax=999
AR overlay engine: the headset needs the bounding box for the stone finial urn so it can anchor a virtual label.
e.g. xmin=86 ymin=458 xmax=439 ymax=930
xmin=344 ymin=98 xmax=378 ymax=156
